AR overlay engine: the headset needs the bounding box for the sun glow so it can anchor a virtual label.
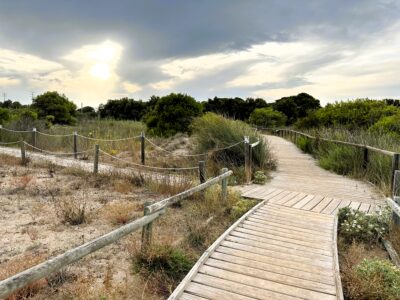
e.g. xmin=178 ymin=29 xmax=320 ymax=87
xmin=90 ymin=62 xmax=111 ymax=80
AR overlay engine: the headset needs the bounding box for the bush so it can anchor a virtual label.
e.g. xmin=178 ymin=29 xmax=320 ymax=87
xmin=338 ymin=207 xmax=390 ymax=244
xmin=133 ymin=244 xmax=195 ymax=295
xmin=296 ymin=136 xmax=314 ymax=154
xmin=249 ymin=107 xmax=287 ymax=128
xmin=32 ymin=91 xmax=77 ymax=125
xmin=347 ymin=258 xmax=400 ymax=299
xmin=369 ymin=113 xmax=400 ymax=138
xmin=145 ymin=93 xmax=202 ymax=137
xmin=191 ymin=113 xmax=274 ymax=179
xmin=230 ymin=199 xmax=258 ymax=220
xmin=253 ymin=170 xmax=267 ymax=184
xmin=318 ymin=144 xmax=362 ymax=175
xmin=54 ymin=197 xmax=87 ymax=225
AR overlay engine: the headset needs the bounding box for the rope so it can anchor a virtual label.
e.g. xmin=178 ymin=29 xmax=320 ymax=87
xmin=77 ymin=134 xmax=141 ymax=142
xmin=24 ymin=142 xmax=92 ymax=156
xmin=36 ymin=131 xmax=74 ymax=137
xmin=0 ymin=141 xmax=20 ymax=145
xmin=145 ymin=138 xmax=244 ymax=157
xmin=99 ymin=149 xmax=199 ymax=171
xmin=0 ymin=127 xmax=32 ymax=133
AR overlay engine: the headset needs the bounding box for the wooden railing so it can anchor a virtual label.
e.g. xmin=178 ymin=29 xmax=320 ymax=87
xmin=0 ymin=169 xmax=233 ymax=299
xmin=267 ymin=128 xmax=399 ymax=192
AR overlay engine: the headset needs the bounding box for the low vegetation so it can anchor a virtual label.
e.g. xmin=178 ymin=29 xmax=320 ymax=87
xmin=338 ymin=207 xmax=400 ymax=299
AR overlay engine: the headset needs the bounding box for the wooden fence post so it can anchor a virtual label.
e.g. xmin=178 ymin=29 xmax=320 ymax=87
xmin=93 ymin=144 xmax=99 ymax=174
xmin=244 ymin=136 xmax=250 ymax=183
xmin=20 ymin=140 xmax=26 ymax=165
xmin=392 ymin=170 xmax=400 ymax=225
xmin=363 ymin=147 xmax=369 ymax=171
xmin=220 ymin=168 xmax=228 ymax=202
xmin=32 ymin=128 xmax=36 ymax=150
xmin=391 ymin=153 xmax=399 ymax=192
xmin=141 ymin=201 xmax=153 ymax=251
xmin=199 ymin=161 xmax=206 ymax=183
xmin=73 ymin=131 xmax=78 ymax=159
xmin=141 ymin=131 xmax=145 ymax=165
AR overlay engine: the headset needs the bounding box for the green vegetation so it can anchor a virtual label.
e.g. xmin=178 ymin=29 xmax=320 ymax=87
xmin=346 ymin=258 xmax=400 ymax=300
xmin=249 ymin=107 xmax=287 ymax=128
xmin=203 ymin=97 xmax=267 ymax=120
xmin=191 ymin=113 xmax=274 ymax=181
xmin=32 ymin=91 xmax=77 ymax=125
xmin=338 ymin=207 xmax=390 ymax=244
xmin=253 ymin=170 xmax=267 ymax=184
xmin=145 ymin=93 xmax=202 ymax=137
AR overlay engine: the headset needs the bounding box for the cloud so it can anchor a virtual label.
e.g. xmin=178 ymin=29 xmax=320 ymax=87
xmin=122 ymin=81 xmax=142 ymax=93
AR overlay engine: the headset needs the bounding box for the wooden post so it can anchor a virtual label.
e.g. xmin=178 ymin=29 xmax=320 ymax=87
xmin=32 ymin=128 xmax=36 ymax=150
xmin=248 ymin=143 xmax=252 ymax=179
xmin=20 ymin=140 xmax=26 ymax=165
xmin=73 ymin=131 xmax=78 ymax=159
xmin=93 ymin=144 xmax=99 ymax=174
xmin=392 ymin=170 xmax=400 ymax=225
xmin=141 ymin=131 xmax=145 ymax=165
xmin=141 ymin=201 xmax=153 ymax=251
xmin=199 ymin=161 xmax=206 ymax=183
xmin=391 ymin=153 xmax=399 ymax=192
xmin=244 ymin=136 xmax=250 ymax=184
xmin=220 ymin=168 xmax=228 ymax=202
xmin=363 ymin=147 xmax=369 ymax=171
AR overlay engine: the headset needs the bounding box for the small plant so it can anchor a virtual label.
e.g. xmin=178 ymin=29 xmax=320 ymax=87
xmin=297 ymin=136 xmax=313 ymax=154
xmin=230 ymin=199 xmax=258 ymax=220
xmin=54 ymin=197 xmax=87 ymax=225
xmin=253 ymin=170 xmax=267 ymax=184
xmin=338 ymin=207 xmax=390 ymax=244
xmin=347 ymin=258 xmax=400 ymax=299
xmin=133 ymin=244 xmax=195 ymax=295
xmin=104 ymin=201 xmax=139 ymax=225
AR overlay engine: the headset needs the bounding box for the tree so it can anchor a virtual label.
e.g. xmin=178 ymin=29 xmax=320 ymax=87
xmin=98 ymin=98 xmax=147 ymax=120
xmin=203 ymin=97 xmax=267 ymax=120
xmin=272 ymin=93 xmax=320 ymax=124
xmin=249 ymin=107 xmax=287 ymax=128
xmin=77 ymin=106 xmax=97 ymax=119
xmin=32 ymin=91 xmax=77 ymax=125
xmin=145 ymin=93 xmax=202 ymax=136
xmin=0 ymin=107 xmax=11 ymax=124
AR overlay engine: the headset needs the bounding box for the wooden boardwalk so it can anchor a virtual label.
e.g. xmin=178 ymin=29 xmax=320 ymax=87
xmin=170 ymin=135 xmax=384 ymax=300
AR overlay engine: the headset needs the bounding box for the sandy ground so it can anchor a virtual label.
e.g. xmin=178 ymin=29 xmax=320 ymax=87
xmin=0 ymin=156 xmax=193 ymax=299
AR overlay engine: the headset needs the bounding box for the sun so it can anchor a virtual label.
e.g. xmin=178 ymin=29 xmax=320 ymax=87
xmin=90 ymin=62 xmax=111 ymax=80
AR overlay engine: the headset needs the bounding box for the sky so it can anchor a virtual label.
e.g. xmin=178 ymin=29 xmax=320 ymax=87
xmin=0 ymin=0 xmax=399 ymax=107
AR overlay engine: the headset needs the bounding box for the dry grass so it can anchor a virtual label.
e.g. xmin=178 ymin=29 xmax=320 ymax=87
xmin=389 ymin=222 xmax=400 ymax=255
xmin=103 ymin=201 xmax=142 ymax=225
xmin=53 ymin=196 xmax=88 ymax=225
xmin=0 ymin=153 xmax=22 ymax=166
xmin=146 ymin=175 xmax=194 ymax=196
xmin=0 ymin=253 xmax=47 ymax=300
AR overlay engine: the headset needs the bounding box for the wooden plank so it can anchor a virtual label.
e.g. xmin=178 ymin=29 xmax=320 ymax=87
xmin=348 ymin=201 xmax=361 ymax=210
xmin=226 ymin=235 xmax=332 ymax=262
xmin=273 ymin=191 xmax=302 ymax=205
xmin=358 ymin=203 xmax=370 ymax=213
xmin=256 ymin=206 xmax=334 ymax=222
xmin=180 ymin=293 xmax=208 ymax=300
xmin=301 ymin=195 xmax=325 ymax=211
xmin=283 ymin=192 xmax=308 ymax=207
xmin=193 ymin=273 xmax=300 ymax=300
xmin=216 ymin=246 xmax=334 ymax=280
xmin=221 ymin=240 xmax=333 ymax=268
xmin=210 ymin=252 xmax=336 ymax=287
xmin=239 ymin=223 xmax=332 ymax=242
xmin=321 ymin=198 xmax=342 ymax=215
xmin=185 ymin=282 xmax=254 ymax=300
xmin=312 ymin=197 xmax=334 ymax=213
xmin=234 ymin=227 xmax=333 ymax=250
xmin=199 ymin=265 xmax=337 ymax=300
xmin=249 ymin=214 xmax=333 ymax=231
xmin=292 ymin=195 xmax=315 ymax=209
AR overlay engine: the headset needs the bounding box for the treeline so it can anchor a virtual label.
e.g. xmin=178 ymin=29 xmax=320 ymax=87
xmin=2 ymin=90 xmax=400 ymax=137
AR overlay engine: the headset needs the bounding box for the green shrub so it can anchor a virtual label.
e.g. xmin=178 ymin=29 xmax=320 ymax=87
xmin=133 ymin=244 xmax=194 ymax=294
xmin=230 ymin=199 xmax=258 ymax=220
xmin=145 ymin=93 xmax=202 ymax=137
xmin=253 ymin=171 xmax=267 ymax=184
xmin=249 ymin=107 xmax=287 ymax=128
xmin=338 ymin=207 xmax=390 ymax=244
xmin=318 ymin=144 xmax=362 ymax=175
xmin=349 ymin=258 xmax=400 ymax=300
xmin=296 ymin=136 xmax=313 ymax=154
xmin=191 ymin=113 xmax=274 ymax=177
xmin=370 ymin=113 xmax=400 ymax=138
